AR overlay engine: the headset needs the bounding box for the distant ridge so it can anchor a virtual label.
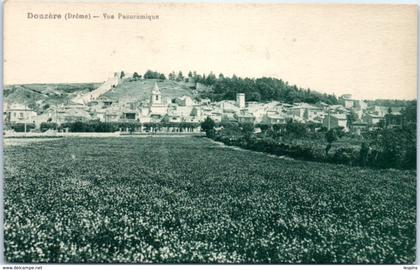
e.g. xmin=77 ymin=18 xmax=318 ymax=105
xmin=3 ymin=83 xmax=100 ymax=110
xmin=3 ymin=77 xmax=195 ymax=112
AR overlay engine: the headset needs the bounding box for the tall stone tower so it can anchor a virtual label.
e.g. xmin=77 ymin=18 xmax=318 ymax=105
xmin=150 ymin=82 xmax=162 ymax=105
xmin=236 ymin=93 xmax=245 ymax=109
xmin=149 ymin=81 xmax=168 ymax=115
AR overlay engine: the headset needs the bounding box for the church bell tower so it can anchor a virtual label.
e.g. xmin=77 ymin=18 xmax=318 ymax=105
xmin=149 ymin=81 xmax=168 ymax=116
xmin=150 ymin=82 xmax=162 ymax=105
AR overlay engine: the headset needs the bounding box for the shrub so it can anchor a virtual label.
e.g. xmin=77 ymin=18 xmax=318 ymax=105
xmin=330 ymin=147 xmax=359 ymax=165
xmin=40 ymin=122 xmax=58 ymax=132
xmin=11 ymin=123 xmax=36 ymax=132
xmin=61 ymin=121 xmax=142 ymax=133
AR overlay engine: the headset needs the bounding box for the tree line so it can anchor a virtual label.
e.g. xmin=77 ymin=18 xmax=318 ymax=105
xmin=38 ymin=121 xmax=200 ymax=133
xmin=126 ymin=69 xmax=339 ymax=105
xmin=201 ymin=113 xmax=416 ymax=170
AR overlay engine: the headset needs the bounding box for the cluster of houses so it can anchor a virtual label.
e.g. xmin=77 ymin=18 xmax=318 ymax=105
xmin=3 ymin=78 xmax=406 ymax=134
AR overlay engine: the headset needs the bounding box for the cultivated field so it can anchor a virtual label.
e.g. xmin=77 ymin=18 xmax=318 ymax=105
xmin=3 ymin=137 xmax=416 ymax=263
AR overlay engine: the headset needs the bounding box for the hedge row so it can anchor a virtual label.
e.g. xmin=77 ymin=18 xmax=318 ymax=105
xmin=31 ymin=121 xmax=201 ymax=133
xmin=212 ymin=133 xmax=415 ymax=170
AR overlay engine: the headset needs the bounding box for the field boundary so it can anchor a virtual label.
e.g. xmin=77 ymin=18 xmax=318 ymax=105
xmin=3 ymin=132 xmax=206 ymax=138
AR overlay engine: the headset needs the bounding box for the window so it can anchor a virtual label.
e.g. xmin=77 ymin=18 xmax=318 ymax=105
xmin=156 ymin=95 xmax=159 ymax=101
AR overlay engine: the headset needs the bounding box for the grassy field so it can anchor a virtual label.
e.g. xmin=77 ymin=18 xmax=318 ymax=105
xmin=3 ymin=137 xmax=416 ymax=263
xmin=103 ymin=79 xmax=194 ymax=103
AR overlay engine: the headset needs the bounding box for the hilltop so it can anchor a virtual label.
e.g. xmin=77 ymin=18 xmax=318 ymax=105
xmin=102 ymin=79 xmax=195 ymax=103
xmin=3 ymin=79 xmax=196 ymax=112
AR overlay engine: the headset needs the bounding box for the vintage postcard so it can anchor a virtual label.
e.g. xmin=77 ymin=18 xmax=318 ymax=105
xmin=2 ymin=0 xmax=417 ymax=264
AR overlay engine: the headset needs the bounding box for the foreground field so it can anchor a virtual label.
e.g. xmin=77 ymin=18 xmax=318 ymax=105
xmin=4 ymin=137 xmax=416 ymax=263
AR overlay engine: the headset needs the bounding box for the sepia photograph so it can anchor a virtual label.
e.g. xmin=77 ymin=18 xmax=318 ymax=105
xmin=2 ymin=0 xmax=418 ymax=264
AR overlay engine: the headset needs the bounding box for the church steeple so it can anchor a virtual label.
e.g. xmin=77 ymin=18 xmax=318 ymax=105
xmin=150 ymin=81 xmax=162 ymax=105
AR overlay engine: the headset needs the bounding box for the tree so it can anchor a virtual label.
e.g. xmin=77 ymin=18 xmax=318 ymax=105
xmin=201 ymin=117 xmax=215 ymax=137
xmin=368 ymin=127 xmax=415 ymax=169
xmin=240 ymin=123 xmax=254 ymax=137
xmin=11 ymin=123 xmax=36 ymax=132
xmin=168 ymin=71 xmax=176 ymax=80
xmin=358 ymin=142 xmax=370 ymax=166
xmin=133 ymin=72 xmax=141 ymax=80
xmin=177 ymin=71 xmax=184 ymax=81
xmin=143 ymin=70 xmax=166 ymax=80
xmin=248 ymin=92 xmax=261 ymax=102
xmin=144 ymin=70 xmax=155 ymax=79
xmin=401 ymin=101 xmax=416 ymax=125
xmin=40 ymin=122 xmax=58 ymax=132
xmin=159 ymin=73 xmax=166 ymax=80
xmin=285 ymin=121 xmax=307 ymax=138
xmin=205 ymin=72 xmax=217 ymax=85
xmin=325 ymin=128 xmax=338 ymax=155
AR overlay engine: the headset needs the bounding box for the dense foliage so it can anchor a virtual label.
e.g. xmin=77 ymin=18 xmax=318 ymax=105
xmin=206 ymin=77 xmax=339 ymax=104
xmin=201 ymin=117 xmax=216 ymax=137
xmin=142 ymin=122 xmax=200 ymax=132
xmin=60 ymin=121 xmax=141 ymax=133
xmin=4 ymin=137 xmax=416 ymax=263
xmin=365 ymin=127 xmax=416 ymax=169
xmin=211 ymin=121 xmax=416 ymax=170
xmin=400 ymin=100 xmax=417 ymax=124
xmin=46 ymin=121 xmax=200 ymax=133
xmin=9 ymin=123 xmax=36 ymax=132
xmin=40 ymin=122 xmax=58 ymax=132
xmin=368 ymin=99 xmax=414 ymax=108
xmin=165 ymin=70 xmax=339 ymax=104
xmin=143 ymin=70 xmax=166 ymax=80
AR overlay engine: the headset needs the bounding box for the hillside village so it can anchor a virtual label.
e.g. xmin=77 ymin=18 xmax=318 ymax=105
xmin=3 ymin=71 xmax=408 ymax=134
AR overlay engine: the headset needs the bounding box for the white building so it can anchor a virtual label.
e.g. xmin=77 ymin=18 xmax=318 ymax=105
xmin=175 ymin=96 xmax=194 ymax=106
xmin=3 ymin=103 xmax=37 ymax=124
xmin=323 ymin=113 xmax=348 ymax=131
xmin=289 ymin=103 xmax=322 ymax=121
xmin=246 ymin=102 xmax=266 ymax=123
xmin=340 ymin=94 xmax=354 ymax=109
xmin=236 ymin=93 xmax=245 ymax=109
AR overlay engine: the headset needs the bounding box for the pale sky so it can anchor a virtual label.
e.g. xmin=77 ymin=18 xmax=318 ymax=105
xmin=3 ymin=1 xmax=418 ymax=100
